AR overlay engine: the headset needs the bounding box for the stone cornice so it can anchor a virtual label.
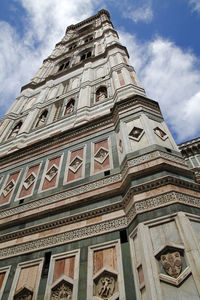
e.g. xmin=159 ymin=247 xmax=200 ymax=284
xmin=65 ymin=10 xmax=110 ymax=32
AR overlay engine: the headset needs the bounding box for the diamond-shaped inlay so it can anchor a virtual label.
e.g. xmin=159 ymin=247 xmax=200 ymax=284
xmin=23 ymin=173 xmax=36 ymax=190
xmin=154 ymin=127 xmax=167 ymax=140
xmin=45 ymin=165 xmax=58 ymax=182
xmin=69 ymin=156 xmax=83 ymax=173
xmin=2 ymin=180 xmax=15 ymax=197
xmin=94 ymin=147 xmax=109 ymax=164
xmin=129 ymin=126 xmax=144 ymax=141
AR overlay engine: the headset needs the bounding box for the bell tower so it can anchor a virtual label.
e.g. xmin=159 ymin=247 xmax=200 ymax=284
xmin=0 ymin=9 xmax=200 ymax=300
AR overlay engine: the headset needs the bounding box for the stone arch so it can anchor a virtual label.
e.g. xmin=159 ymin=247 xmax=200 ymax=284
xmin=96 ymin=86 xmax=108 ymax=102
xmin=8 ymin=121 xmax=23 ymax=139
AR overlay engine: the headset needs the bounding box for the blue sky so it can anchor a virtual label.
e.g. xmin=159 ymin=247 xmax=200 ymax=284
xmin=0 ymin=0 xmax=200 ymax=144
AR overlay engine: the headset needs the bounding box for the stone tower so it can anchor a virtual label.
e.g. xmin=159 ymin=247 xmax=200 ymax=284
xmin=0 ymin=9 xmax=200 ymax=300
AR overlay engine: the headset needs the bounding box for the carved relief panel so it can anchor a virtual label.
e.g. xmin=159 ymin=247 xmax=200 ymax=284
xmin=45 ymin=250 xmax=80 ymax=300
xmin=129 ymin=217 xmax=200 ymax=300
xmin=9 ymin=259 xmax=43 ymax=300
xmin=0 ymin=170 xmax=21 ymax=206
xmin=91 ymin=138 xmax=112 ymax=175
xmin=16 ymin=163 xmax=41 ymax=200
xmin=87 ymin=241 xmax=125 ymax=300
xmin=64 ymin=147 xmax=86 ymax=183
xmin=40 ymin=155 xmax=63 ymax=192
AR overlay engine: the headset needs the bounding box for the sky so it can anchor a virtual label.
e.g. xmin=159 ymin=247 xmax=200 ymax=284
xmin=0 ymin=0 xmax=200 ymax=144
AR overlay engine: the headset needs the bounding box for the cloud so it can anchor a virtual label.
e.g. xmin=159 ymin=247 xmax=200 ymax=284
xmin=189 ymin=0 xmax=200 ymax=13
xmin=121 ymin=0 xmax=153 ymax=23
xmin=119 ymin=31 xmax=200 ymax=142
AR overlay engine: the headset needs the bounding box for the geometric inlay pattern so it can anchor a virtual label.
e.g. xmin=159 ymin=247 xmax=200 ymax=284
xmin=129 ymin=126 xmax=144 ymax=141
xmin=51 ymin=280 xmax=72 ymax=300
xmin=94 ymin=147 xmax=109 ymax=164
xmin=45 ymin=165 xmax=58 ymax=182
xmin=2 ymin=179 xmax=15 ymax=197
xmin=23 ymin=173 xmax=36 ymax=190
xmin=154 ymin=127 xmax=167 ymax=140
xmin=69 ymin=156 xmax=83 ymax=173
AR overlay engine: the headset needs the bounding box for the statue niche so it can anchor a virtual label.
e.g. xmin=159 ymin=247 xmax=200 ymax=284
xmin=64 ymin=99 xmax=75 ymax=115
xmin=8 ymin=121 xmax=23 ymax=139
xmin=36 ymin=110 xmax=48 ymax=127
xmin=96 ymin=86 xmax=107 ymax=102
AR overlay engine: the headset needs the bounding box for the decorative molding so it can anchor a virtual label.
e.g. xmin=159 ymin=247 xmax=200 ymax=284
xmin=1 ymin=191 xmax=200 ymax=259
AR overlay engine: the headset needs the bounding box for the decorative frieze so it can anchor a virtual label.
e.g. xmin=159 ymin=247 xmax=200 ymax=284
xmin=1 ymin=191 xmax=200 ymax=259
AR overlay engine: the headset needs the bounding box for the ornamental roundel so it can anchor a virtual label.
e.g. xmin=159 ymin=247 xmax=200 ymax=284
xmin=94 ymin=147 xmax=109 ymax=164
xmin=161 ymin=251 xmax=182 ymax=278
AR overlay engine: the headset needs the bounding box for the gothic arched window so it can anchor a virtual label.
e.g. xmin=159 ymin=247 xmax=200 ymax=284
xmin=8 ymin=121 xmax=23 ymax=139
xmin=96 ymin=86 xmax=107 ymax=102
xmin=36 ymin=110 xmax=48 ymax=127
xmin=64 ymin=99 xmax=75 ymax=115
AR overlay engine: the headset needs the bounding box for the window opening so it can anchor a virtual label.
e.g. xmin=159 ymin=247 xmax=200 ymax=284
xmin=36 ymin=110 xmax=48 ymax=127
xmin=96 ymin=86 xmax=107 ymax=102
xmin=8 ymin=121 xmax=23 ymax=139
xmin=64 ymin=99 xmax=75 ymax=115
xmin=58 ymin=61 xmax=70 ymax=72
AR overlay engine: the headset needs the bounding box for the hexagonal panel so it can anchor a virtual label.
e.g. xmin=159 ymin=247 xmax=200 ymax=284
xmin=93 ymin=269 xmax=118 ymax=299
xmin=2 ymin=179 xmax=15 ymax=197
xmin=129 ymin=127 xmax=144 ymax=141
xmin=155 ymin=244 xmax=191 ymax=286
xmin=94 ymin=147 xmax=109 ymax=164
xmin=23 ymin=173 xmax=36 ymax=190
xmin=14 ymin=286 xmax=33 ymax=300
xmin=45 ymin=165 xmax=58 ymax=182
xmin=51 ymin=279 xmax=73 ymax=300
xmin=69 ymin=156 xmax=83 ymax=173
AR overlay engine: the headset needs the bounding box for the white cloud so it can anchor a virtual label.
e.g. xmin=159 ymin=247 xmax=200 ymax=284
xmin=120 ymin=0 xmax=153 ymax=23
xmin=189 ymin=0 xmax=200 ymax=13
xmin=119 ymin=31 xmax=200 ymax=142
